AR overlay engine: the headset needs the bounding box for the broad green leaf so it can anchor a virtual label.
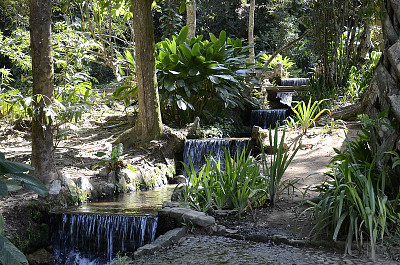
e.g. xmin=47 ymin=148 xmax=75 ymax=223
xmin=209 ymin=76 xmax=220 ymax=84
xmin=209 ymin=33 xmax=218 ymax=43
xmin=194 ymin=56 xmax=205 ymax=64
xmin=192 ymin=43 xmax=201 ymax=57
xmin=0 ymin=160 xmax=34 ymax=175
xmin=177 ymin=99 xmax=187 ymax=110
xmin=170 ymin=39 xmax=177 ymax=54
xmin=0 ymin=234 xmax=29 ymax=265
xmin=6 ymin=173 xmax=48 ymax=197
xmin=179 ymin=0 xmax=186 ymax=13
xmin=164 ymin=79 xmax=175 ymax=91
xmin=0 ymin=181 xmax=8 ymax=197
xmin=188 ymin=68 xmax=199 ymax=76
xmin=169 ymin=54 xmax=179 ymax=63
xmin=218 ymin=30 xmax=227 ymax=43
xmin=179 ymin=44 xmax=193 ymax=60
xmin=177 ymin=26 xmax=188 ymax=44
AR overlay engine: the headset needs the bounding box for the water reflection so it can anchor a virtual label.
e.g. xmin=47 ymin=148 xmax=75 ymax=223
xmin=66 ymin=185 xmax=176 ymax=215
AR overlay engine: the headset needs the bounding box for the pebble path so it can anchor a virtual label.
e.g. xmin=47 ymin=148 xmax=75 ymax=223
xmin=135 ymin=235 xmax=398 ymax=265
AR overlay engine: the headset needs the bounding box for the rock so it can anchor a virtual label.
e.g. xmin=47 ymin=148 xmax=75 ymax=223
xmin=251 ymin=126 xmax=269 ymax=146
xmin=159 ymin=207 xmax=216 ymax=228
xmin=60 ymin=173 xmax=75 ymax=188
xmin=162 ymin=201 xmax=181 ymax=208
xmin=206 ymin=224 xmax=226 ymax=235
xmin=225 ymin=228 xmax=239 ymax=234
xmin=182 ymin=210 xmax=215 ymax=227
xmin=134 ymin=228 xmax=186 ymax=258
xmin=76 ymin=176 xmax=93 ymax=192
xmin=48 ymin=180 xmax=62 ymax=195
xmin=169 ymin=175 xmax=187 ymax=184
xmin=272 ymin=234 xmax=289 ymax=244
xmin=213 ymin=209 xmax=238 ymax=216
xmin=26 ymin=248 xmax=55 ymax=265
xmin=98 ymin=169 xmax=109 ymax=178
xmin=186 ymin=117 xmax=202 ymax=139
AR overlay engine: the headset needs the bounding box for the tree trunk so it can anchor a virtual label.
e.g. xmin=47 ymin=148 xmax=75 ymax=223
xmin=116 ymin=0 xmax=163 ymax=145
xmin=30 ymin=0 xmax=58 ymax=185
xmin=361 ymin=0 xmax=400 ymax=190
xmin=186 ymin=0 xmax=196 ymax=39
xmin=248 ymin=0 xmax=255 ymax=63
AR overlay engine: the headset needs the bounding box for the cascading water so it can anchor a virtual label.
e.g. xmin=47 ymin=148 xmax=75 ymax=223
xmin=250 ymin=109 xmax=287 ymax=129
xmin=280 ymin=78 xmax=308 ymax=86
xmin=50 ymin=213 xmax=158 ymax=264
xmin=183 ymin=138 xmax=250 ymax=173
xmin=276 ymin=92 xmax=294 ymax=106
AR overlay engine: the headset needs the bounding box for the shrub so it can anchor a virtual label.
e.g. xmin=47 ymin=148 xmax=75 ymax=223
xmin=180 ymin=126 xmax=299 ymax=214
xmin=181 ymin=146 xmax=264 ymax=215
xmin=156 ymin=26 xmax=255 ymax=124
xmin=309 ymin=130 xmax=398 ymax=261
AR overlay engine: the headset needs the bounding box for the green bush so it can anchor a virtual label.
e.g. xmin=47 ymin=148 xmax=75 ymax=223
xmin=309 ymin=129 xmax=398 ymax=261
xmin=156 ymin=26 xmax=255 ymax=124
xmin=180 ymin=126 xmax=299 ymax=215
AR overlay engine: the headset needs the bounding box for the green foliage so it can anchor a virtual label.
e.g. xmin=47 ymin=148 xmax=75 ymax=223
xmin=0 ymin=152 xmax=48 ymax=265
xmin=181 ymin=126 xmax=299 ymax=214
xmin=291 ymin=98 xmax=330 ymax=134
xmin=345 ymin=51 xmax=381 ymax=102
xmin=309 ymin=124 xmax=398 ymax=261
xmin=154 ymin=2 xmax=183 ymax=41
xmin=94 ymin=143 xmax=127 ymax=182
xmin=181 ymin=146 xmax=264 ymax=215
xmin=156 ymin=26 xmax=254 ymax=123
xmin=310 ymin=0 xmax=382 ymax=99
xmin=0 ymin=23 xmax=98 ymax=126
xmin=110 ymin=50 xmax=138 ymax=109
xmin=258 ymin=53 xmax=295 ymax=75
xmin=259 ymin=126 xmax=301 ymax=205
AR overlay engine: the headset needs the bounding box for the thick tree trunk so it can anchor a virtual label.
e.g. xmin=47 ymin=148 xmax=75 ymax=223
xmin=248 ymin=0 xmax=255 ymax=63
xmin=186 ymin=0 xmax=196 ymax=39
xmin=116 ymin=0 xmax=162 ymax=145
xmin=361 ymin=0 xmax=400 ymax=188
xmin=30 ymin=0 xmax=58 ymax=185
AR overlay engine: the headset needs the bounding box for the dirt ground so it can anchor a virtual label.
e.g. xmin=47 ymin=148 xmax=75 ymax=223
xmin=0 ymin=106 xmax=362 ymax=254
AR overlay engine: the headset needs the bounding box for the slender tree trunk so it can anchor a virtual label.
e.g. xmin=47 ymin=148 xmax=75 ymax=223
xmin=30 ymin=0 xmax=58 ymax=185
xmin=116 ymin=0 xmax=162 ymax=145
xmin=248 ymin=0 xmax=255 ymax=63
xmin=187 ymin=0 xmax=196 ymax=39
xmin=361 ymin=0 xmax=400 ymax=191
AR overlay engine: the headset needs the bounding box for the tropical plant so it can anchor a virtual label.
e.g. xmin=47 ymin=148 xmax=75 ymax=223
xmin=259 ymin=125 xmax=300 ymax=205
xmin=181 ymin=146 xmax=265 ymax=215
xmin=156 ymin=26 xmax=255 ymax=123
xmin=346 ymin=51 xmax=381 ymax=102
xmin=94 ymin=143 xmax=126 ymax=172
xmin=291 ymin=98 xmax=330 ymax=134
xmin=258 ymin=53 xmax=295 ymax=75
xmin=0 ymin=152 xmax=48 ymax=265
xmin=309 ymin=130 xmax=398 ymax=261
